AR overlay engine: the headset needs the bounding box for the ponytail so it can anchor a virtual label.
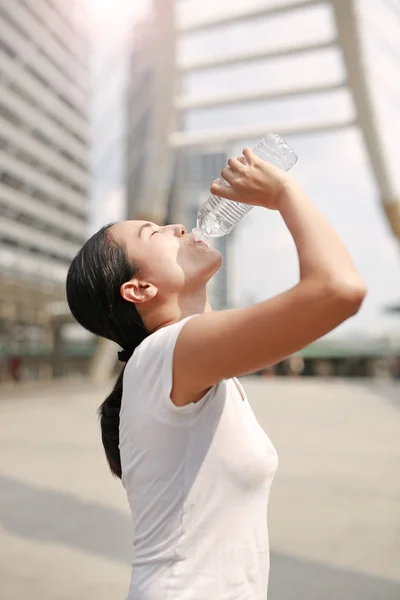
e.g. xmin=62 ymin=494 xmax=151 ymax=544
xmin=98 ymin=368 xmax=125 ymax=479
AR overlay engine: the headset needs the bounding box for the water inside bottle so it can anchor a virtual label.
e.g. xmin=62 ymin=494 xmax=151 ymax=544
xmin=193 ymin=195 xmax=252 ymax=240
xmin=192 ymin=133 xmax=297 ymax=241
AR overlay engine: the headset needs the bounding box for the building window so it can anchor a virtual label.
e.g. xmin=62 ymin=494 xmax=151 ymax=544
xmin=7 ymin=81 xmax=38 ymax=108
xmin=7 ymin=78 xmax=87 ymax=145
xmin=13 ymin=0 xmax=89 ymax=72
xmin=36 ymin=44 xmax=87 ymax=94
xmin=0 ymin=136 xmax=11 ymax=151
xmin=0 ymin=6 xmax=30 ymax=41
xmin=0 ymin=38 xmax=17 ymax=59
xmin=0 ymin=124 xmax=87 ymax=194
xmin=5 ymin=1 xmax=88 ymax=95
xmin=0 ymin=199 xmax=85 ymax=246
xmin=1 ymin=170 xmax=86 ymax=220
xmin=0 ymin=171 xmax=25 ymax=191
xmin=24 ymin=64 xmax=85 ymax=120
xmin=15 ymin=148 xmax=40 ymax=168
xmin=0 ymin=101 xmax=22 ymax=126
xmin=25 ymin=64 xmax=50 ymax=90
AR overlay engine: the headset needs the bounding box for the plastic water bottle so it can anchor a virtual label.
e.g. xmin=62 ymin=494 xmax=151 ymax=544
xmin=191 ymin=133 xmax=297 ymax=241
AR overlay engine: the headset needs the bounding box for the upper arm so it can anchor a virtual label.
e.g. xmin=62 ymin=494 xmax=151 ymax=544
xmin=172 ymin=279 xmax=365 ymax=403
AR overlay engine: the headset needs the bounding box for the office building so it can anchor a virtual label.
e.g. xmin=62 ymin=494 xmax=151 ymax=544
xmin=0 ymin=0 xmax=91 ymax=377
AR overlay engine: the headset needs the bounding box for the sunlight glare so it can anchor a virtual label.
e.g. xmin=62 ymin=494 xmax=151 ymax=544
xmin=84 ymin=0 xmax=150 ymax=26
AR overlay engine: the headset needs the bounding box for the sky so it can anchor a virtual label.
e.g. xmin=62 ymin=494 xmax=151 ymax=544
xmin=87 ymin=0 xmax=400 ymax=340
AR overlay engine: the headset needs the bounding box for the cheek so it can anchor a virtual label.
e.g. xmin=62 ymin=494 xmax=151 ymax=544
xmin=148 ymin=246 xmax=185 ymax=284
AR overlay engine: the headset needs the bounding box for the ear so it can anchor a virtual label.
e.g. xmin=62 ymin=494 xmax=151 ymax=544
xmin=120 ymin=279 xmax=158 ymax=305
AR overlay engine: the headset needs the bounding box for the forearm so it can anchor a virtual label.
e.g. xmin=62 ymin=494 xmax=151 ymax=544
xmin=278 ymin=181 xmax=364 ymax=288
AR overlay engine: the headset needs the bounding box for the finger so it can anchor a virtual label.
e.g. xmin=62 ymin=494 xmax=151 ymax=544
xmin=212 ymin=177 xmax=234 ymax=190
xmin=211 ymin=177 xmax=231 ymax=190
xmin=210 ymin=180 xmax=240 ymax=202
xmin=228 ymin=157 xmax=246 ymax=173
xmin=220 ymin=166 xmax=238 ymax=185
xmin=242 ymin=147 xmax=256 ymax=165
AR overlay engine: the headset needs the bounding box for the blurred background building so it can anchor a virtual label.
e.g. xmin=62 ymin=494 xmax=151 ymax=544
xmin=1 ymin=0 xmax=400 ymax=382
xmin=0 ymin=0 xmax=91 ymax=381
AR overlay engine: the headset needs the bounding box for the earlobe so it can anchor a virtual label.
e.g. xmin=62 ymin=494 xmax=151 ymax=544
xmin=120 ymin=280 xmax=158 ymax=304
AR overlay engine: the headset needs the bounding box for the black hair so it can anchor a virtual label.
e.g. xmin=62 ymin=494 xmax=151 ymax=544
xmin=66 ymin=223 xmax=149 ymax=478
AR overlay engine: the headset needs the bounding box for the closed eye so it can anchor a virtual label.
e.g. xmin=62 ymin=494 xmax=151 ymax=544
xmin=151 ymin=230 xmax=159 ymax=236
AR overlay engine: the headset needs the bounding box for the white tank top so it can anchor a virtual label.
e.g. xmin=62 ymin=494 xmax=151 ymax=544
xmin=120 ymin=316 xmax=278 ymax=600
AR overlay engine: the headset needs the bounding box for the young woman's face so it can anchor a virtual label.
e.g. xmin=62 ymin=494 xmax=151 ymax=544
xmin=111 ymin=220 xmax=222 ymax=296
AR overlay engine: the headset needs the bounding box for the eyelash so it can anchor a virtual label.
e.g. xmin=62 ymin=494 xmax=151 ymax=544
xmin=151 ymin=231 xmax=159 ymax=236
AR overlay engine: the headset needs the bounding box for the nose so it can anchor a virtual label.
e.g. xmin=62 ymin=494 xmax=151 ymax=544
xmin=169 ymin=224 xmax=186 ymax=237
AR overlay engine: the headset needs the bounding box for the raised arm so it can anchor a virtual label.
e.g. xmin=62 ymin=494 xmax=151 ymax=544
xmin=172 ymin=149 xmax=367 ymax=405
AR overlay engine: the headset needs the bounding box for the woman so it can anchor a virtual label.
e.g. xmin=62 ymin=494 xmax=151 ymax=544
xmin=66 ymin=149 xmax=366 ymax=599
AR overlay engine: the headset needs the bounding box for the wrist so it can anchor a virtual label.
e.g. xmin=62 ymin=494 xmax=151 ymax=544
xmin=275 ymin=179 xmax=302 ymax=212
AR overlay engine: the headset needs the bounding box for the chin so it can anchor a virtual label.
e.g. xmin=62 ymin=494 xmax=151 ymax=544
xmin=213 ymin=248 xmax=223 ymax=270
xmin=202 ymin=249 xmax=223 ymax=280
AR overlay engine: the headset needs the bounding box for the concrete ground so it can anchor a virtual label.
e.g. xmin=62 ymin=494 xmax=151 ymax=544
xmin=0 ymin=377 xmax=399 ymax=599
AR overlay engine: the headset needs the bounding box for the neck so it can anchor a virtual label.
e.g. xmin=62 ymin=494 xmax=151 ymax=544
xmin=140 ymin=288 xmax=213 ymax=334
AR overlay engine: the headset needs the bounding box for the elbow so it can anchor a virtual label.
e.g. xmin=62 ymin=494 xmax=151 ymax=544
xmin=329 ymin=277 xmax=367 ymax=316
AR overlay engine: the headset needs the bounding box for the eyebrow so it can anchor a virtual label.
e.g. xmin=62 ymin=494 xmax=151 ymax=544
xmin=138 ymin=222 xmax=153 ymax=238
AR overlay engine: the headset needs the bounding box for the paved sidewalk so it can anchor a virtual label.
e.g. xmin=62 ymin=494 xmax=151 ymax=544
xmin=1 ymin=377 xmax=399 ymax=599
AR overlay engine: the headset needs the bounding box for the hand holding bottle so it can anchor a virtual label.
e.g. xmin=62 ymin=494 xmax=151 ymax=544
xmin=191 ymin=133 xmax=297 ymax=240
xmin=210 ymin=148 xmax=290 ymax=211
